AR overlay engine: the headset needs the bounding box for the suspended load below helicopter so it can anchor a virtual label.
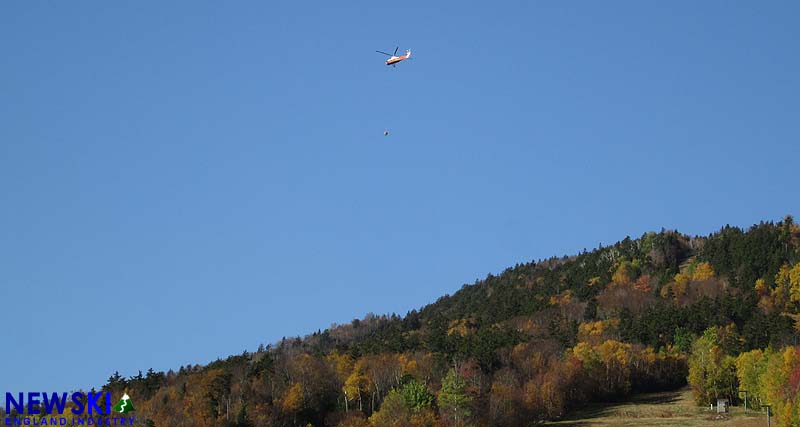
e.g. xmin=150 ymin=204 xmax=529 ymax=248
xmin=376 ymin=47 xmax=411 ymax=67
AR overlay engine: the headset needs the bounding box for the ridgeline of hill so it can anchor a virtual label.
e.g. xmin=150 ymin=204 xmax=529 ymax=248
xmin=19 ymin=217 xmax=800 ymax=427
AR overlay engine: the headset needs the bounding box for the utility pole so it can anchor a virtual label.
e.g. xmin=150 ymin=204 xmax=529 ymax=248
xmin=764 ymin=404 xmax=771 ymax=427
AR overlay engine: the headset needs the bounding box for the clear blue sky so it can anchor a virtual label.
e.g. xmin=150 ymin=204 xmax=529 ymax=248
xmin=2 ymin=1 xmax=798 ymax=393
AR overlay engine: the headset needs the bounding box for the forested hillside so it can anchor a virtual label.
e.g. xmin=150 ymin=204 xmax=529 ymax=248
xmin=18 ymin=217 xmax=800 ymax=426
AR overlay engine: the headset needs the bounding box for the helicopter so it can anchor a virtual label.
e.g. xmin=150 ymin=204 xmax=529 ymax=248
xmin=375 ymin=47 xmax=411 ymax=67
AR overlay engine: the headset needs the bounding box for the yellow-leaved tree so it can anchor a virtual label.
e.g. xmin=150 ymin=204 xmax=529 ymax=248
xmin=344 ymin=366 xmax=370 ymax=412
xmin=282 ymin=382 xmax=304 ymax=414
xmin=735 ymin=349 xmax=767 ymax=409
xmin=786 ymin=263 xmax=800 ymax=307
xmin=692 ymin=262 xmax=715 ymax=281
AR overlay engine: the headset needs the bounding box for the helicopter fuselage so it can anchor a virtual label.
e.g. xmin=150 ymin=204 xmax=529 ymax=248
xmin=385 ymin=50 xmax=411 ymax=66
xmin=386 ymin=56 xmax=405 ymax=65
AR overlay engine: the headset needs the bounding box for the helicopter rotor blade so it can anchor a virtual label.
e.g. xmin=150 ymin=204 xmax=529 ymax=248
xmin=376 ymin=50 xmax=393 ymax=56
xmin=393 ymin=46 xmax=399 ymax=55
